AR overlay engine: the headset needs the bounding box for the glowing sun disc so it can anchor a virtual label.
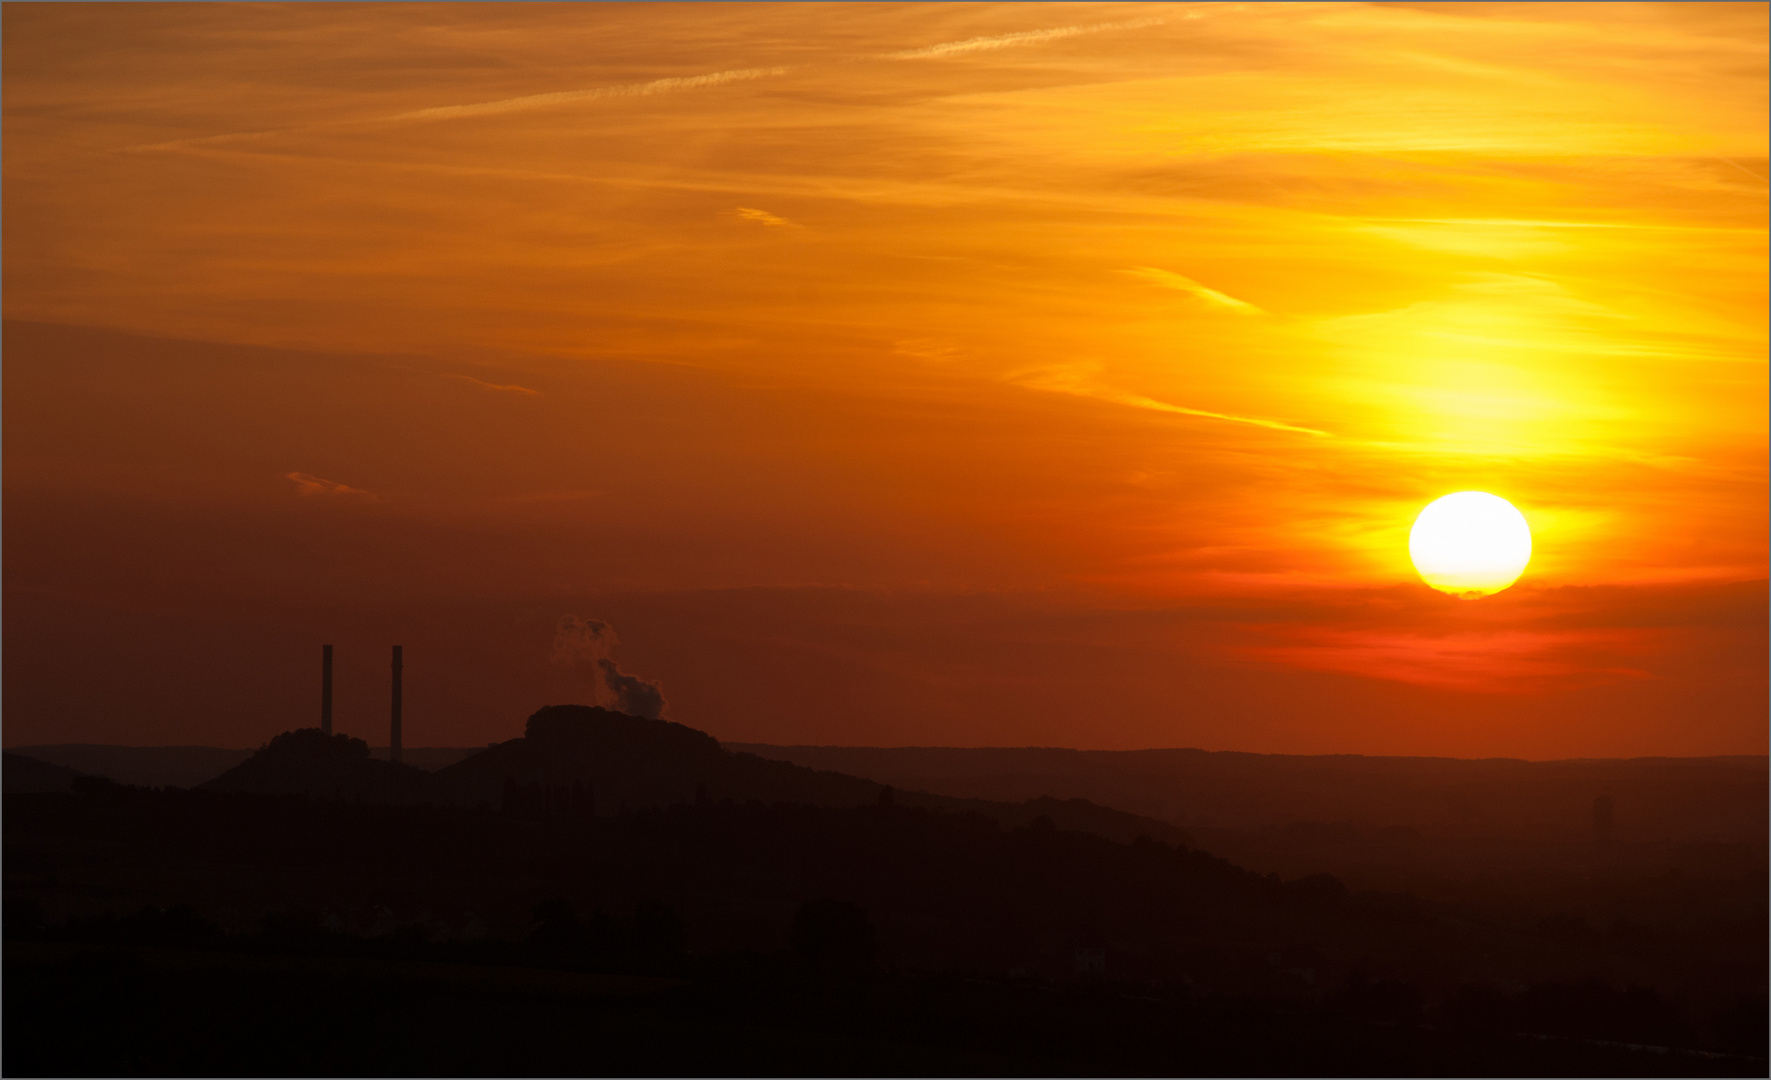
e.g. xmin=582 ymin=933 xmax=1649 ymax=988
xmin=1408 ymin=491 xmax=1531 ymax=598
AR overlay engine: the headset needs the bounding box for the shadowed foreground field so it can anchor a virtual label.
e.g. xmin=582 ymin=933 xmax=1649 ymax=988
xmin=6 ymin=937 xmax=1760 ymax=1078
xmin=5 ymin=769 xmax=1765 ymax=1076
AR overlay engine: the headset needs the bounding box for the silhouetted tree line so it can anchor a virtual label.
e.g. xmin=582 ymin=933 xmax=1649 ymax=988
xmin=262 ymin=728 xmax=371 ymax=760
xmin=501 ymin=776 xmax=596 ymax=818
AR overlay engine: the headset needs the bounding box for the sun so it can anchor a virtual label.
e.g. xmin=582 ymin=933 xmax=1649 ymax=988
xmin=1408 ymin=492 xmax=1532 ymax=598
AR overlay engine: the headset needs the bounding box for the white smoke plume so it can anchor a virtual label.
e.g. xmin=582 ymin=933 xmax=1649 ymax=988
xmin=550 ymin=615 xmax=667 ymax=719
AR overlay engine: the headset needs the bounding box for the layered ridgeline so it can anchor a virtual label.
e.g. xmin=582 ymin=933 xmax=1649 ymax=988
xmin=2 ymin=753 xmax=79 ymax=795
xmin=731 ymin=744 xmax=1769 ymax=845
xmin=194 ymin=705 xmax=1188 ymax=845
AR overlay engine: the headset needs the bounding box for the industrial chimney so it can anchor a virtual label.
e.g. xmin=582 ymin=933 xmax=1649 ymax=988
xmin=390 ymin=645 xmax=403 ymax=765
xmin=320 ymin=645 xmax=334 ymax=736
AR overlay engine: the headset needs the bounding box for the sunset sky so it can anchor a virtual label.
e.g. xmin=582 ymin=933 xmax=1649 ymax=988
xmin=4 ymin=2 xmax=1765 ymax=757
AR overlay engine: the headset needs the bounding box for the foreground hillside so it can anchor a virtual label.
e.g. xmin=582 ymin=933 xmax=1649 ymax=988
xmin=6 ymin=765 xmax=1765 ymax=1074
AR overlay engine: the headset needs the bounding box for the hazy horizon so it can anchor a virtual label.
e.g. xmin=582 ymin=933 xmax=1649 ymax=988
xmin=10 ymin=732 xmax=1770 ymax=764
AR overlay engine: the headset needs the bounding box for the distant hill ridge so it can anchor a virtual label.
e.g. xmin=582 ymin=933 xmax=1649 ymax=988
xmin=439 ymin=706 xmax=1191 ymax=844
xmin=18 ymin=707 xmax=1188 ymax=847
xmin=13 ymin=728 xmax=1764 ymax=844
xmin=729 ymin=744 xmax=1770 ymax=844
xmin=2 ymin=751 xmax=80 ymax=794
xmin=7 ymin=744 xmax=256 ymax=789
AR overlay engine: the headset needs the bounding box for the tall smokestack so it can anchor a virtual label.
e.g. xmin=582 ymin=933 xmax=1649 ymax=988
xmin=390 ymin=645 xmax=403 ymax=765
xmin=320 ymin=645 xmax=334 ymax=736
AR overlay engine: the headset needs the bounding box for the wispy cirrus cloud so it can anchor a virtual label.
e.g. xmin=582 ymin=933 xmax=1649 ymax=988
xmin=442 ymin=373 xmax=540 ymax=395
xmin=392 ymin=13 xmax=1180 ymax=131
xmin=286 ymin=472 xmax=373 ymax=498
xmin=1124 ymin=267 xmax=1264 ymax=314
xmin=507 ymin=489 xmax=605 ymax=504
xmin=894 ymin=338 xmax=961 ymax=363
xmin=734 ymin=207 xmax=792 ymax=226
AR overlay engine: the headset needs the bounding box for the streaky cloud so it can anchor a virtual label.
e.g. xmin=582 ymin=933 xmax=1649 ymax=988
xmin=734 ymin=207 xmax=792 ymax=226
xmin=130 ymin=65 xmax=791 ymax=153
xmin=285 ymin=471 xmax=373 ymax=498
xmin=1124 ymin=267 xmax=1264 ymax=314
xmin=1009 ymin=363 xmax=1329 ymax=436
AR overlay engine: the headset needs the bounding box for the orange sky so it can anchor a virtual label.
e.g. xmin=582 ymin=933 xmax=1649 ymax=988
xmin=4 ymin=2 xmax=1766 ymax=756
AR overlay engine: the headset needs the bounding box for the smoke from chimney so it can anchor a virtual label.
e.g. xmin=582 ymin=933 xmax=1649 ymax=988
xmin=550 ymin=615 xmax=666 ymax=719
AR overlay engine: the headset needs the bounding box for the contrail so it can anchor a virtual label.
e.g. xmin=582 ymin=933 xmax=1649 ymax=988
xmin=387 ymin=66 xmax=789 ymax=123
xmin=1719 ymin=157 xmax=1767 ymax=182
xmin=1011 ymin=363 xmax=1328 ymax=436
xmin=884 ymin=15 xmax=1171 ymax=60
xmin=1110 ymin=393 xmax=1328 ymax=436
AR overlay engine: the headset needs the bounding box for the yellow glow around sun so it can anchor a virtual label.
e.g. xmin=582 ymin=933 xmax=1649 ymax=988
xmin=1409 ymin=492 xmax=1533 ymax=598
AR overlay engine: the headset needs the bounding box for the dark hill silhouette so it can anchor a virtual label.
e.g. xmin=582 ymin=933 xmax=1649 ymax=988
xmin=202 ymin=729 xmax=449 ymax=804
xmin=3 ymin=752 xmax=79 ymax=794
xmin=6 ymin=744 xmax=254 ymax=789
xmin=438 ymin=705 xmax=864 ymax=811
xmin=437 ymin=705 xmax=1190 ymax=844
